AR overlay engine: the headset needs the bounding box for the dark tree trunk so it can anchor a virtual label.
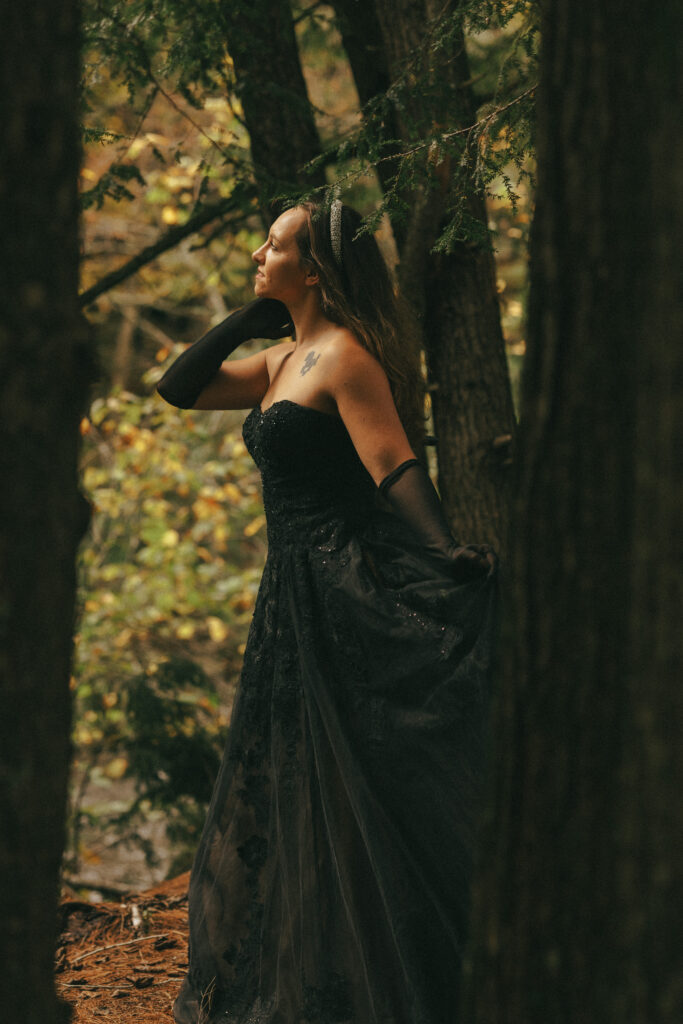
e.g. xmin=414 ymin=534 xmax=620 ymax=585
xmin=464 ymin=2 xmax=682 ymax=1021
xmin=366 ymin=0 xmax=516 ymax=553
xmin=219 ymin=0 xmax=326 ymax=213
xmin=331 ymin=0 xmax=407 ymax=247
xmin=0 ymin=1 xmax=91 ymax=1021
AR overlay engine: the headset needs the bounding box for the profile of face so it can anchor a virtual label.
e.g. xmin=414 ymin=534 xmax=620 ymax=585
xmin=252 ymin=207 xmax=318 ymax=305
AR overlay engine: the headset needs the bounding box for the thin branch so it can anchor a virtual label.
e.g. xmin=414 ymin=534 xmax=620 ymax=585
xmin=79 ymin=192 xmax=254 ymax=307
xmin=147 ymin=68 xmax=234 ymax=160
xmin=390 ymin=85 xmax=538 ymax=161
xmin=91 ymin=0 xmax=232 ymax=161
xmin=72 ymin=931 xmax=186 ymax=963
xmin=296 ymin=83 xmax=537 ymax=204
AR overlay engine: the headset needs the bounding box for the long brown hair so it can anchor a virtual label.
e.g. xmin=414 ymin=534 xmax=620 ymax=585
xmin=294 ymin=201 xmax=425 ymax=450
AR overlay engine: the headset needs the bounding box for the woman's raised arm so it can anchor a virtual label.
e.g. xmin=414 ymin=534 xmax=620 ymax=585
xmin=156 ymin=298 xmax=292 ymax=410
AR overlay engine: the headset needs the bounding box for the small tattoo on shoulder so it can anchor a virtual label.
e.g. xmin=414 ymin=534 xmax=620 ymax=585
xmin=300 ymin=350 xmax=321 ymax=376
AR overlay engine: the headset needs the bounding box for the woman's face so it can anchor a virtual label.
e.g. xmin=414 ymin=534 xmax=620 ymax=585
xmin=252 ymin=207 xmax=316 ymax=304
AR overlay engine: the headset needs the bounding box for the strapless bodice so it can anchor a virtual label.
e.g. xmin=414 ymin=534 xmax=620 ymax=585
xmin=242 ymin=400 xmax=376 ymax=549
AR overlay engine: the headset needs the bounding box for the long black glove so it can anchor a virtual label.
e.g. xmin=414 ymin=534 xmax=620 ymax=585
xmin=156 ymin=298 xmax=293 ymax=408
xmin=379 ymin=459 xmax=494 ymax=577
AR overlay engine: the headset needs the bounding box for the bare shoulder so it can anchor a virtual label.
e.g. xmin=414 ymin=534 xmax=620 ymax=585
xmin=323 ymin=328 xmax=387 ymax=390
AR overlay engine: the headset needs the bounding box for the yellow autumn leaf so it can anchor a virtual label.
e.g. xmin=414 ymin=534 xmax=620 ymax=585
xmin=213 ymin=524 xmax=228 ymax=545
xmin=193 ymin=497 xmax=220 ymax=520
xmin=161 ymin=529 xmax=180 ymax=547
xmin=244 ymin=515 xmax=265 ymax=537
xmin=176 ymin=621 xmax=196 ymax=640
xmin=114 ymin=628 xmax=133 ymax=648
xmin=223 ymin=483 xmax=242 ymax=503
xmin=207 ymin=616 xmax=228 ymax=643
xmin=74 ymin=725 xmax=93 ymax=746
xmin=104 ymin=756 xmax=129 ymax=780
xmin=162 ymin=205 xmax=178 ymax=225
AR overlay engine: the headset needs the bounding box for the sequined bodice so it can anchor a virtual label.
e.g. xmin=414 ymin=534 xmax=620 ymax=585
xmin=242 ymin=400 xmax=376 ymax=548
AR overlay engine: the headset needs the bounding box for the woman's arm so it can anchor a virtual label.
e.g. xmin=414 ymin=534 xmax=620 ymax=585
xmin=191 ymin=348 xmax=271 ymax=410
xmin=329 ymin=338 xmax=416 ymax=484
xmin=156 ymin=298 xmax=292 ymax=410
xmin=331 ymin=338 xmax=492 ymax=574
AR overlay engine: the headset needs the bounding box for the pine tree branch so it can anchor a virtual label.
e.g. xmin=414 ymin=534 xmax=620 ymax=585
xmin=79 ymin=190 xmax=255 ymax=307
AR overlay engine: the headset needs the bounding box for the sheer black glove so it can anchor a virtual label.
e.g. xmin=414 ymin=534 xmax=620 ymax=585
xmin=379 ymin=459 xmax=494 ymax=578
xmin=156 ymin=298 xmax=293 ymax=408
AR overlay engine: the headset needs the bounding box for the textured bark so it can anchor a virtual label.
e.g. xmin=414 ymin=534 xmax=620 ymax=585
xmin=220 ymin=0 xmax=326 ymax=213
xmin=0 ymin=2 xmax=91 ymax=1021
xmin=464 ymin=2 xmax=683 ymax=1021
xmin=331 ymin=0 xmax=407 ymax=247
xmin=371 ymin=0 xmax=516 ymax=553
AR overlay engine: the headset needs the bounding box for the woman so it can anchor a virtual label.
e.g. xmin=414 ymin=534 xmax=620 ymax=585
xmin=158 ymin=201 xmax=498 ymax=1024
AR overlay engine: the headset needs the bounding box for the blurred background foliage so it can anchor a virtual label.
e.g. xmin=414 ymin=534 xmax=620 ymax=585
xmin=68 ymin=0 xmax=534 ymax=891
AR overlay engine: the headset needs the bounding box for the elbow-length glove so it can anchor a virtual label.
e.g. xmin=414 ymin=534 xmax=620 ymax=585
xmin=156 ymin=298 xmax=293 ymax=408
xmin=379 ymin=459 xmax=495 ymax=578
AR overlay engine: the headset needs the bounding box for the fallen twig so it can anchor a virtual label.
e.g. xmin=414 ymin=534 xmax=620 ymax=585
xmin=72 ymin=931 xmax=186 ymax=964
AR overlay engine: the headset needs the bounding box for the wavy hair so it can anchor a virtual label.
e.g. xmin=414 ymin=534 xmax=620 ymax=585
xmin=294 ymin=201 xmax=425 ymax=450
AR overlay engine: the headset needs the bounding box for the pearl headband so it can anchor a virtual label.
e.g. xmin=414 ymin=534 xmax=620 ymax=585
xmin=330 ymin=199 xmax=343 ymax=266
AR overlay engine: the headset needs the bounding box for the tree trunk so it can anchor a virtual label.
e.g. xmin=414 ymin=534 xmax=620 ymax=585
xmin=219 ymin=0 xmax=326 ymax=214
xmin=331 ymin=0 xmax=407 ymax=248
xmin=366 ymin=0 xmax=516 ymax=553
xmin=464 ymin=2 xmax=683 ymax=1021
xmin=0 ymin=2 xmax=91 ymax=1021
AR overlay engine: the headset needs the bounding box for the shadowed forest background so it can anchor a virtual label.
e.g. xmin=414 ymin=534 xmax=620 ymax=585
xmin=1 ymin=1 xmax=681 ymax=1023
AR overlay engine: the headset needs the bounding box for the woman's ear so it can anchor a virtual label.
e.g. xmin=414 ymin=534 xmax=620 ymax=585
xmin=304 ymin=267 xmax=319 ymax=287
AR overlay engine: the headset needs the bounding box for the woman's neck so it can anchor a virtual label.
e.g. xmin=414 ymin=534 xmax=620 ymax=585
xmin=286 ymin=290 xmax=331 ymax=347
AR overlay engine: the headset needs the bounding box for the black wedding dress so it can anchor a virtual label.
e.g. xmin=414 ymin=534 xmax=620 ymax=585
xmin=173 ymin=399 xmax=498 ymax=1024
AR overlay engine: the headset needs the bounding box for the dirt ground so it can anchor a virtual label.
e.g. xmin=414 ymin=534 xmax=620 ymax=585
xmin=57 ymin=873 xmax=190 ymax=1024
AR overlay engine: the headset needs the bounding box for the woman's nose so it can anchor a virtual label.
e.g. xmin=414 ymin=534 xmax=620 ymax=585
xmin=252 ymin=243 xmax=265 ymax=263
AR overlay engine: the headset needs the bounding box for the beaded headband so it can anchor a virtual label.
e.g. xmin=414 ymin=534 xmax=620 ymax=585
xmin=330 ymin=199 xmax=343 ymax=266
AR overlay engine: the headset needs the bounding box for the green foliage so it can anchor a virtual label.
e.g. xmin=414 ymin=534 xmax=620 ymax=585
xmin=80 ymin=0 xmax=538 ymax=252
xmin=68 ymin=382 xmax=266 ymax=876
xmin=81 ymin=161 xmax=147 ymax=210
xmin=306 ymin=1 xmax=539 ymax=251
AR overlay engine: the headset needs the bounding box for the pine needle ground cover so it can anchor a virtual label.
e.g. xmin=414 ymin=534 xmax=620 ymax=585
xmin=57 ymin=874 xmax=190 ymax=1024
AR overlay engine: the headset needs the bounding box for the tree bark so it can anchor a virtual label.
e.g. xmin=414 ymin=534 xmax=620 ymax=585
xmin=0 ymin=2 xmax=91 ymax=1021
xmin=219 ymin=0 xmax=326 ymax=214
xmin=464 ymin=2 xmax=683 ymax=1020
xmin=331 ymin=0 xmax=407 ymax=248
xmin=365 ymin=0 xmax=516 ymax=553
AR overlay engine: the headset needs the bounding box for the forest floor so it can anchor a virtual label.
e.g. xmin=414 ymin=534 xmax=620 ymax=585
xmin=57 ymin=872 xmax=190 ymax=1024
